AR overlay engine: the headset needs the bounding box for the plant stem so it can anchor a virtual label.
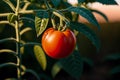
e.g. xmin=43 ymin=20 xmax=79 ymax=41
xmin=58 ymin=18 xmax=63 ymax=31
xmin=16 ymin=20 xmax=22 ymax=80
xmin=51 ymin=18 xmax=56 ymax=29
xmin=22 ymin=2 xmax=31 ymax=10
xmin=15 ymin=0 xmax=22 ymax=80
xmin=60 ymin=17 xmax=63 ymax=27
xmin=44 ymin=0 xmax=50 ymax=9
xmin=0 ymin=9 xmax=46 ymax=17
xmin=0 ymin=21 xmax=15 ymax=27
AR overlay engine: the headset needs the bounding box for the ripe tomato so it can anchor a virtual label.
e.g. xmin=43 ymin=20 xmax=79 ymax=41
xmin=42 ymin=28 xmax=76 ymax=59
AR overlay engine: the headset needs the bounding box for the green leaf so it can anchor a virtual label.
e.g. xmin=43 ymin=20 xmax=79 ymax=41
xmin=59 ymin=50 xmax=83 ymax=79
xmin=34 ymin=45 xmax=47 ymax=70
xmin=51 ymin=62 xmax=62 ymax=78
xmin=62 ymin=1 xmax=72 ymax=7
xmin=109 ymin=65 xmax=120 ymax=75
xmin=70 ymin=22 xmax=100 ymax=51
xmin=68 ymin=7 xmax=100 ymax=30
xmin=97 ymin=0 xmax=117 ymax=4
xmin=7 ymin=13 xmax=17 ymax=23
xmin=82 ymin=57 xmax=94 ymax=67
xmin=51 ymin=0 xmax=61 ymax=7
xmin=104 ymin=53 xmax=120 ymax=61
xmin=35 ymin=11 xmax=49 ymax=37
xmin=35 ymin=10 xmax=49 ymax=18
xmin=35 ymin=17 xmax=49 ymax=37
xmin=78 ymin=0 xmax=85 ymax=3
xmin=91 ymin=9 xmax=108 ymax=22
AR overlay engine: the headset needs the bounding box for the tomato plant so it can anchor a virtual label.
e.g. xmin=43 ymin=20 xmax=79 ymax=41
xmin=0 ymin=0 xmax=118 ymax=80
xmin=42 ymin=28 xmax=76 ymax=59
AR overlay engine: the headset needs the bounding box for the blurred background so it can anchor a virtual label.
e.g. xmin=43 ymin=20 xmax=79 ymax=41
xmin=77 ymin=1 xmax=120 ymax=80
xmin=67 ymin=0 xmax=120 ymax=80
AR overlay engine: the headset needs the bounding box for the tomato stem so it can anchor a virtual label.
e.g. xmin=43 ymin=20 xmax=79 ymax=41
xmin=61 ymin=26 xmax=66 ymax=32
xmin=15 ymin=0 xmax=22 ymax=80
xmin=51 ymin=18 xmax=56 ymax=29
xmin=60 ymin=18 xmax=63 ymax=27
xmin=58 ymin=17 xmax=63 ymax=31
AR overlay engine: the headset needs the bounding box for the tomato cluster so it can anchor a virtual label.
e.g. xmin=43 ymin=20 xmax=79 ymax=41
xmin=42 ymin=28 xmax=76 ymax=59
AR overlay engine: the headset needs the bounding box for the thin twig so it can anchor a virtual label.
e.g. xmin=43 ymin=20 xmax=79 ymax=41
xmin=0 ymin=37 xmax=16 ymax=43
xmin=0 ymin=49 xmax=16 ymax=54
xmin=21 ymin=42 xmax=41 ymax=47
xmin=0 ymin=62 xmax=17 ymax=68
xmin=3 ymin=0 xmax=16 ymax=12
xmin=22 ymin=2 xmax=31 ymax=10
xmin=0 ymin=21 xmax=15 ymax=27
xmin=0 ymin=9 xmax=47 ymax=17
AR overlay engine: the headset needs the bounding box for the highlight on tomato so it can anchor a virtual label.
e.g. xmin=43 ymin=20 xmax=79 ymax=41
xmin=42 ymin=27 xmax=76 ymax=59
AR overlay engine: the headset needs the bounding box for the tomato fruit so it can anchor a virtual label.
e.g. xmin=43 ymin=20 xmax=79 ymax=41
xmin=42 ymin=28 xmax=76 ymax=59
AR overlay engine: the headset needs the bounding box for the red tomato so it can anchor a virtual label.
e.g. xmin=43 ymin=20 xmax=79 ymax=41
xmin=42 ymin=28 xmax=76 ymax=59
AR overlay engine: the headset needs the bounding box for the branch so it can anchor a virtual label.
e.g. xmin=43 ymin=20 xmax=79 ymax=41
xmin=0 ymin=37 xmax=16 ymax=43
xmin=0 ymin=13 xmax=10 ymax=17
xmin=22 ymin=2 xmax=31 ymax=10
xmin=0 ymin=10 xmax=34 ymax=17
xmin=3 ymin=0 xmax=16 ymax=12
xmin=0 ymin=62 xmax=17 ymax=68
xmin=0 ymin=49 xmax=16 ymax=54
xmin=0 ymin=21 xmax=15 ymax=27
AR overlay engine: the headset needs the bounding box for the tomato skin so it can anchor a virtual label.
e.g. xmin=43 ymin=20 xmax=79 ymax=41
xmin=42 ymin=28 xmax=76 ymax=59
